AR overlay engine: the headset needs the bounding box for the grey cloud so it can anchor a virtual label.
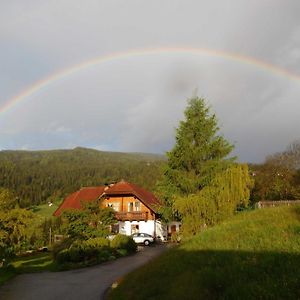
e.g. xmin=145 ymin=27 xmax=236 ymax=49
xmin=1 ymin=0 xmax=300 ymax=162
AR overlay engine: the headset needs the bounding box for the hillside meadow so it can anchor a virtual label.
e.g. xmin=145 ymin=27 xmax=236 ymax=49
xmin=109 ymin=205 xmax=300 ymax=300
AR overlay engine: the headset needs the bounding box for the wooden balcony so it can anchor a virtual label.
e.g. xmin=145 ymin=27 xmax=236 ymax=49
xmin=115 ymin=211 xmax=149 ymax=221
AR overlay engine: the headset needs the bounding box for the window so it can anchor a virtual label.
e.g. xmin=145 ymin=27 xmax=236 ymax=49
xmin=113 ymin=202 xmax=120 ymax=212
xmin=135 ymin=201 xmax=141 ymax=211
xmin=128 ymin=202 xmax=133 ymax=212
xmin=107 ymin=203 xmax=120 ymax=211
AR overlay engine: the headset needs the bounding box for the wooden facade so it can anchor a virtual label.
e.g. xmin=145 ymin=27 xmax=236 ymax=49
xmin=101 ymin=195 xmax=155 ymax=221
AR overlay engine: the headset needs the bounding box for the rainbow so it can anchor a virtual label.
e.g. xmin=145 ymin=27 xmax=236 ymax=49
xmin=1 ymin=46 xmax=300 ymax=115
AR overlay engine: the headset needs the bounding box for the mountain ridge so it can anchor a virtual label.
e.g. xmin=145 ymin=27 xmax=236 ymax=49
xmin=0 ymin=147 xmax=165 ymax=207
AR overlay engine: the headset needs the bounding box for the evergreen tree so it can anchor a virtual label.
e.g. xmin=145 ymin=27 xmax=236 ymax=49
xmin=157 ymin=97 xmax=252 ymax=231
xmin=158 ymin=97 xmax=234 ymax=199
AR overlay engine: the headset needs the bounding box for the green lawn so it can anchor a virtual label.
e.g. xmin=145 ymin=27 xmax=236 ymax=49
xmin=12 ymin=252 xmax=56 ymax=272
xmin=30 ymin=201 xmax=60 ymax=218
xmin=0 ymin=252 xmax=57 ymax=286
xmin=109 ymin=206 xmax=300 ymax=300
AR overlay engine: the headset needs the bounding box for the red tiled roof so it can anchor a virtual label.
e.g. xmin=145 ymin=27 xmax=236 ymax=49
xmin=53 ymin=186 xmax=105 ymax=216
xmin=103 ymin=181 xmax=161 ymax=212
xmin=53 ymin=181 xmax=161 ymax=216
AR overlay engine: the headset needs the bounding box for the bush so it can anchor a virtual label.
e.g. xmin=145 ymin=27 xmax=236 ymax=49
xmin=97 ymin=249 xmax=112 ymax=262
xmin=67 ymin=247 xmax=83 ymax=262
xmin=110 ymin=234 xmax=137 ymax=254
xmin=170 ymin=232 xmax=181 ymax=243
xmin=53 ymin=235 xmax=135 ymax=265
xmin=0 ymin=246 xmax=15 ymax=260
xmin=55 ymin=249 xmax=70 ymax=264
xmin=116 ymin=249 xmax=128 ymax=257
xmin=52 ymin=238 xmax=74 ymax=259
xmin=82 ymin=237 xmax=110 ymax=249
xmin=54 ymin=237 xmax=112 ymax=264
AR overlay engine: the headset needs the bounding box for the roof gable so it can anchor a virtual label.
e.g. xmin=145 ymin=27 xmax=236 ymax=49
xmin=103 ymin=181 xmax=161 ymax=212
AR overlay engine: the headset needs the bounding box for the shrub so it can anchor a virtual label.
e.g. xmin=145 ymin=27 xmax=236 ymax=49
xmin=54 ymin=235 xmax=135 ymax=265
xmin=82 ymin=237 xmax=110 ymax=249
xmin=170 ymin=232 xmax=181 ymax=243
xmin=97 ymin=249 xmax=112 ymax=262
xmin=110 ymin=234 xmax=137 ymax=254
xmin=0 ymin=246 xmax=15 ymax=260
xmin=52 ymin=238 xmax=74 ymax=259
xmin=54 ymin=237 xmax=112 ymax=264
xmin=67 ymin=247 xmax=83 ymax=262
xmin=116 ymin=249 xmax=128 ymax=257
xmin=55 ymin=249 xmax=70 ymax=264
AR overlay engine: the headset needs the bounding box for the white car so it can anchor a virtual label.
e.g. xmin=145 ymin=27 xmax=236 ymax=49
xmin=131 ymin=233 xmax=155 ymax=246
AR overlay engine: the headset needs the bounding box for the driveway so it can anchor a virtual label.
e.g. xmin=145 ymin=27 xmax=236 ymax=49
xmin=0 ymin=244 xmax=168 ymax=300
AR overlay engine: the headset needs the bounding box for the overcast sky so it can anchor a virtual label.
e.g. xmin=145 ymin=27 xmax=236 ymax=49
xmin=1 ymin=1 xmax=300 ymax=162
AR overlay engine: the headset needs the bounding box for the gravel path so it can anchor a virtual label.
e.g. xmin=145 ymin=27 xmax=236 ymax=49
xmin=0 ymin=244 xmax=168 ymax=300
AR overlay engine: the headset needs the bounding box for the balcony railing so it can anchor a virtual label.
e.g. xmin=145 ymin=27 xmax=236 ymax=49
xmin=115 ymin=211 xmax=148 ymax=221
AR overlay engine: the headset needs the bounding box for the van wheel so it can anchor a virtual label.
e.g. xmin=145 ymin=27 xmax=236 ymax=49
xmin=144 ymin=240 xmax=150 ymax=246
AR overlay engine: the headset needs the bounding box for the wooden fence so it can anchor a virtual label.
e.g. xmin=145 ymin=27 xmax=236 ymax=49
xmin=257 ymin=200 xmax=300 ymax=208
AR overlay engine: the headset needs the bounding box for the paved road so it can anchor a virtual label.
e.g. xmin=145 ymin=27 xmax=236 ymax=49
xmin=0 ymin=244 xmax=168 ymax=300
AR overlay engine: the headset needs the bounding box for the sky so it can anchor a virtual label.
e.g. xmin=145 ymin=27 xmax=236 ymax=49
xmin=1 ymin=1 xmax=300 ymax=163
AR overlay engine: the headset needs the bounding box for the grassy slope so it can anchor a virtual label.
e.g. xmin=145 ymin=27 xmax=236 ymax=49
xmin=109 ymin=206 xmax=300 ymax=300
xmin=0 ymin=253 xmax=56 ymax=285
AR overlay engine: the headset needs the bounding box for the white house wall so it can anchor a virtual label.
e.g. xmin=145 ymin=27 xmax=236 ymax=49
xmin=118 ymin=220 xmax=156 ymax=237
xmin=117 ymin=220 xmax=179 ymax=241
xmin=155 ymin=220 xmax=167 ymax=241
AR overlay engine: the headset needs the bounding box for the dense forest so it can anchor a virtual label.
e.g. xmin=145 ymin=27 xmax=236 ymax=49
xmin=1 ymin=141 xmax=300 ymax=209
xmin=0 ymin=147 xmax=165 ymax=207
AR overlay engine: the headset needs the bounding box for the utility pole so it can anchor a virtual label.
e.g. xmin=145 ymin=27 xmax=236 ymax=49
xmin=49 ymin=227 xmax=52 ymax=246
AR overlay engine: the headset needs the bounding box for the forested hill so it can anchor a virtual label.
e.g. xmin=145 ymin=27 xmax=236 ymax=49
xmin=0 ymin=147 xmax=165 ymax=207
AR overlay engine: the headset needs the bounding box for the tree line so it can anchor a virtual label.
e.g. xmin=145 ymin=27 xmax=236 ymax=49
xmin=250 ymin=142 xmax=300 ymax=203
xmin=0 ymin=147 xmax=165 ymax=207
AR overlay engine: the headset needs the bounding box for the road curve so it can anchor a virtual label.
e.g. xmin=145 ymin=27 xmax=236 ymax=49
xmin=0 ymin=244 xmax=168 ymax=300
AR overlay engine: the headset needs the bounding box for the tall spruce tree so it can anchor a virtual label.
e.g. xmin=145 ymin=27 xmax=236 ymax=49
xmin=156 ymin=97 xmax=253 ymax=226
xmin=162 ymin=97 xmax=234 ymax=197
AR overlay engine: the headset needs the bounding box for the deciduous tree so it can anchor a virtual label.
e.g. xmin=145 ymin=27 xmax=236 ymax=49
xmin=174 ymin=164 xmax=252 ymax=235
xmin=0 ymin=191 xmax=35 ymax=257
xmin=61 ymin=201 xmax=116 ymax=240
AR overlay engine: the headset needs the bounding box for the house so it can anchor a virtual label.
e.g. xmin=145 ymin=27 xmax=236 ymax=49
xmin=53 ymin=180 xmax=180 ymax=240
